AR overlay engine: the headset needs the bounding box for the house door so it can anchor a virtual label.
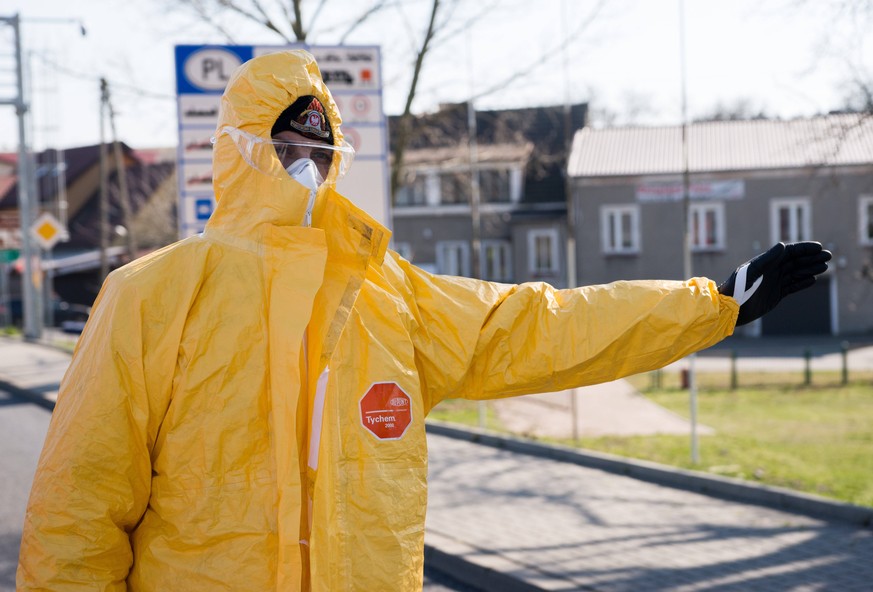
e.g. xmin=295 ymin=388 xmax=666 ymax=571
xmin=761 ymin=276 xmax=831 ymax=335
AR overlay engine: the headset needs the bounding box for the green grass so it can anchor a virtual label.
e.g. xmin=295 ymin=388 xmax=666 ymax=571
xmin=429 ymin=398 xmax=503 ymax=431
xmin=430 ymin=376 xmax=873 ymax=508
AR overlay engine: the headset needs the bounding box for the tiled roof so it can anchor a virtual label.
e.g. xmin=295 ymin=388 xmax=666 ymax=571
xmin=0 ymin=143 xmax=135 ymax=210
xmin=64 ymin=161 xmax=175 ymax=250
xmin=568 ymin=113 xmax=873 ymax=178
xmin=390 ymin=102 xmax=587 ymax=204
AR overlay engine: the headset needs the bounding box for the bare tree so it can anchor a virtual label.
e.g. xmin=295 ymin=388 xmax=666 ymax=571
xmin=389 ymin=0 xmax=441 ymax=197
xmin=165 ymin=0 xmax=450 ymax=199
xmin=694 ymin=98 xmax=770 ymax=123
xmin=791 ymin=0 xmax=873 ymax=116
xmin=164 ymin=0 xmax=606 ymax=203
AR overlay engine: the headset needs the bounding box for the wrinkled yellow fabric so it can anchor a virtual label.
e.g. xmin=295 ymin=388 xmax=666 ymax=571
xmin=17 ymin=49 xmax=739 ymax=591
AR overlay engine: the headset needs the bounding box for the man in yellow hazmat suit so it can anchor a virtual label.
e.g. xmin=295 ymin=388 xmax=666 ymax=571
xmin=17 ymin=50 xmax=830 ymax=591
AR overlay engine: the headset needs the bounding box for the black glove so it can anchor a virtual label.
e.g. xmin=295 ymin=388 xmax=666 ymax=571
xmin=718 ymin=242 xmax=832 ymax=326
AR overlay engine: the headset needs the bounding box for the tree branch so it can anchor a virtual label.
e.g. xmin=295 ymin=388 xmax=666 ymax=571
xmin=250 ymin=0 xmax=294 ymax=40
xmin=186 ymin=0 xmax=239 ymax=43
xmin=390 ymin=0 xmax=441 ymax=197
xmin=212 ymin=0 xmax=294 ymax=41
xmin=291 ymin=0 xmax=306 ymax=41
xmin=339 ymin=0 xmax=390 ymax=44
xmin=471 ymin=0 xmax=608 ymax=102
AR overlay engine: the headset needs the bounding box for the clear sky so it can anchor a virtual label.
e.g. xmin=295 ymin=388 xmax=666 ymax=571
xmin=0 ymin=0 xmax=870 ymax=151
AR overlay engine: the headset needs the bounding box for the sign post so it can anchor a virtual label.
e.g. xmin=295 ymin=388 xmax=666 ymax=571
xmin=0 ymin=249 xmax=16 ymax=327
xmin=0 ymin=14 xmax=41 ymax=339
xmin=174 ymin=44 xmax=391 ymax=239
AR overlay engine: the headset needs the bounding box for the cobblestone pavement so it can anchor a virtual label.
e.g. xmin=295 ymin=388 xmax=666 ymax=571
xmin=425 ymin=434 xmax=873 ymax=592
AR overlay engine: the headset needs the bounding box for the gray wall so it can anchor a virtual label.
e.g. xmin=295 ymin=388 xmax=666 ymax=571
xmin=572 ymin=166 xmax=873 ymax=336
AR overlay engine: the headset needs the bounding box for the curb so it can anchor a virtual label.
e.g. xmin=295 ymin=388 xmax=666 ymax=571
xmin=425 ymin=420 xmax=873 ymax=529
xmin=424 ymin=539 xmax=548 ymax=592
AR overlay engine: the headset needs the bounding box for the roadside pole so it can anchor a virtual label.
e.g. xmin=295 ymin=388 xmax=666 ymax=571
xmin=0 ymin=14 xmax=41 ymax=340
xmin=678 ymin=0 xmax=699 ymax=465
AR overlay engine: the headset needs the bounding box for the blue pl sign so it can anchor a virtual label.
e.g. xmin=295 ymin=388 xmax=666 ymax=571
xmin=175 ymin=46 xmax=252 ymax=94
xmin=195 ymin=198 xmax=213 ymax=221
xmin=175 ymin=45 xmax=256 ymax=238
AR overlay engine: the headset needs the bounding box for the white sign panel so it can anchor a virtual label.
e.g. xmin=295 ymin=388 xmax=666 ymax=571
xmin=636 ymin=180 xmax=745 ymax=202
xmin=175 ymin=44 xmax=390 ymax=239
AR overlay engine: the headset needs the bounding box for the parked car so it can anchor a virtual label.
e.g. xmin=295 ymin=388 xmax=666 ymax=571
xmin=1 ymin=299 xmax=90 ymax=333
xmin=55 ymin=301 xmax=91 ymax=334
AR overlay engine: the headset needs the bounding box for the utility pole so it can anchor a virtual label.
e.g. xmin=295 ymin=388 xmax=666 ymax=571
xmin=678 ymin=0 xmax=699 ymax=466
xmin=104 ymin=80 xmax=139 ymax=261
xmin=99 ymin=79 xmax=110 ymax=282
xmin=467 ymin=99 xmax=482 ymax=283
xmin=466 ymin=28 xmax=486 ymax=428
xmin=0 ymin=14 xmax=41 ymax=340
xmin=562 ymin=0 xmax=580 ymax=443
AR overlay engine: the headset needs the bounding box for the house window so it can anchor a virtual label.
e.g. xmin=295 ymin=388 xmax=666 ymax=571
xmin=859 ymin=196 xmax=873 ymax=246
xmin=436 ymin=241 xmax=470 ymax=276
xmin=481 ymin=240 xmax=513 ymax=282
xmin=527 ymin=228 xmax=560 ymax=276
xmin=770 ymin=198 xmax=811 ymax=243
xmin=689 ymin=202 xmax=725 ymax=251
xmin=395 ymin=171 xmax=428 ymax=206
xmin=394 ymin=242 xmax=413 ymax=261
xmin=601 ymin=205 xmax=640 ymax=254
xmin=479 ymin=169 xmax=512 ymax=204
xmin=440 ymin=172 xmax=471 ymax=205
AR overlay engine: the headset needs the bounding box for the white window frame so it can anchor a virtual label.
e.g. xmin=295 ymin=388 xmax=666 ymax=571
xmin=481 ymin=240 xmax=513 ymax=282
xmin=527 ymin=228 xmax=560 ymax=276
xmin=859 ymin=195 xmax=873 ymax=246
xmin=770 ymin=197 xmax=811 ymax=243
xmin=600 ymin=205 xmax=640 ymax=254
xmin=394 ymin=241 xmax=413 ymax=261
xmin=394 ymin=170 xmax=429 ymax=207
xmin=689 ymin=202 xmax=726 ymax=251
xmin=510 ymin=166 xmax=523 ymax=203
xmin=436 ymin=240 xmax=470 ymax=276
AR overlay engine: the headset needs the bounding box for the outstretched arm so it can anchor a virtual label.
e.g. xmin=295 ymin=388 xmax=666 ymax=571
xmin=391 ymin=255 xmax=738 ymax=410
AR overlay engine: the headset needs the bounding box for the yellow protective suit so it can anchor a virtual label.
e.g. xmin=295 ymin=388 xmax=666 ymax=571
xmin=18 ymin=50 xmax=739 ymax=591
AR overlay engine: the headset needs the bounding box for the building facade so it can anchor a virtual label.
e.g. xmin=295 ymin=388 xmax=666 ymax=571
xmin=390 ymin=102 xmax=586 ymax=287
xmin=568 ymin=114 xmax=873 ymax=336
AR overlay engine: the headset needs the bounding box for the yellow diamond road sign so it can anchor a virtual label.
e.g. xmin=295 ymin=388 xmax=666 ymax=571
xmin=31 ymin=212 xmax=64 ymax=250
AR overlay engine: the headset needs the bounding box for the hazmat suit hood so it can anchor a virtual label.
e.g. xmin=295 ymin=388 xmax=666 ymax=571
xmin=208 ymin=50 xmax=347 ymax=241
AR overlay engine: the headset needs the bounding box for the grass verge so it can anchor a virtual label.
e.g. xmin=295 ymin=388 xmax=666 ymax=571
xmin=429 ymin=377 xmax=873 ymax=508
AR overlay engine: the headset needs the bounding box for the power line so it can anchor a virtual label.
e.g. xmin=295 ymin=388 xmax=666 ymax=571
xmin=29 ymin=51 xmax=174 ymax=101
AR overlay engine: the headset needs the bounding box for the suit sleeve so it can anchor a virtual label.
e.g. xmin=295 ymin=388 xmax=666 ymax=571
xmin=17 ymin=273 xmax=173 ymax=591
xmin=393 ymin=257 xmax=738 ymax=412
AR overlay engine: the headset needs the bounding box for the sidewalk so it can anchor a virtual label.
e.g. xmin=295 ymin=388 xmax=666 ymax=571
xmin=3 ymin=335 xmax=872 ymax=591
xmin=0 ymin=336 xmax=70 ymax=409
xmin=425 ymin=428 xmax=873 ymax=592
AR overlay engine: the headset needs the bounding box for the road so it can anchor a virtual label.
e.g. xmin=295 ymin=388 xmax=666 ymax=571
xmin=0 ymin=390 xmax=50 ymax=591
xmin=0 ymin=389 xmax=478 ymax=592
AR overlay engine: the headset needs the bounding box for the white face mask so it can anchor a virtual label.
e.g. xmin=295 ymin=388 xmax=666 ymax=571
xmin=285 ymin=158 xmax=323 ymax=191
xmin=285 ymin=158 xmax=322 ymax=227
